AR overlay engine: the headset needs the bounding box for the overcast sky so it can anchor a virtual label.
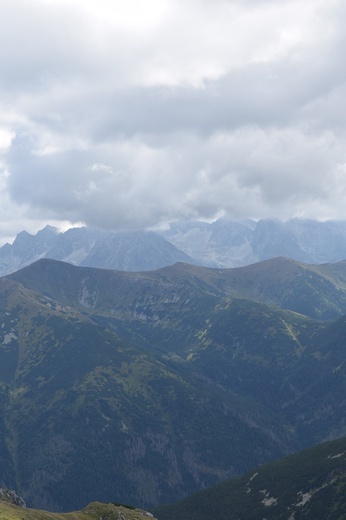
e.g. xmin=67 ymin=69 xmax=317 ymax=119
xmin=1 ymin=0 xmax=346 ymax=243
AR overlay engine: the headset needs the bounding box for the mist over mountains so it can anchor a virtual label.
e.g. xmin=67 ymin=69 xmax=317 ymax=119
xmin=2 ymin=218 xmax=346 ymax=276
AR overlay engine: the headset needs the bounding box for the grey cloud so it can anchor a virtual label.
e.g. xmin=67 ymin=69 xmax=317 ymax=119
xmin=0 ymin=3 xmax=87 ymax=90
xmin=17 ymin=43 xmax=346 ymax=147
xmin=7 ymin=122 xmax=346 ymax=232
xmin=2 ymin=0 xmax=346 ymax=236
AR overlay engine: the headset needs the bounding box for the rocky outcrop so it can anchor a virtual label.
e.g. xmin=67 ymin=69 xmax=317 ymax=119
xmin=0 ymin=487 xmax=26 ymax=507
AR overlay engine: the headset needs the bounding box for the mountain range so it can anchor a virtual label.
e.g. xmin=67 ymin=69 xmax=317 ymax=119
xmin=3 ymin=218 xmax=346 ymax=275
xmin=0 ymin=256 xmax=345 ymax=511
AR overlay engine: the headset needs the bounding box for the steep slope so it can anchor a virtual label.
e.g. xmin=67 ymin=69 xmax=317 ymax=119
xmin=0 ymin=273 xmax=299 ymax=511
xmin=154 ymin=436 xmax=346 ymax=520
xmin=283 ymin=314 xmax=346 ymax=443
xmin=2 ymin=258 xmax=346 ymax=511
xmin=219 ymin=257 xmax=346 ymax=320
xmin=159 ymin=219 xmax=256 ymax=267
xmin=8 ymin=259 xmax=346 ymax=441
xmin=160 ymin=218 xmax=346 ymax=267
xmin=49 ymin=228 xmax=195 ymax=271
xmin=0 ymin=226 xmax=59 ymax=275
xmin=251 ymin=218 xmax=346 ymax=264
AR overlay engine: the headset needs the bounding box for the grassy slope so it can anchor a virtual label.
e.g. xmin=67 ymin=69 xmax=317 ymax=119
xmin=0 ymin=500 xmax=156 ymax=520
xmin=154 ymin=436 xmax=346 ymax=520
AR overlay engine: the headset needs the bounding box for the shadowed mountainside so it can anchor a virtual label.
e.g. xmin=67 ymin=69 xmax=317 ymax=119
xmin=0 ymin=258 xmax=345 ymax=510
xmin=154 ymin=436 xmax=346 ymax=520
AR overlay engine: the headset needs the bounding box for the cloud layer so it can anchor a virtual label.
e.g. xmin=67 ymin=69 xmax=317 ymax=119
xmin=1 ymin=0 xmax=346 ymax=240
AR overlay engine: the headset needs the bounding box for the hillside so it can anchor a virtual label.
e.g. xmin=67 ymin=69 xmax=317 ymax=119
xmin=0 ymin=267 xmax=301 ymax=511
xmin=0 ymin=258 xmax=345 ymax=510
xmin=154 ymin=436 xmax=346 ymax=520
xmin=9 ymin=255 xmax=346 ymax=320
xmin=0 ymin=499 xmax=157 ymax=520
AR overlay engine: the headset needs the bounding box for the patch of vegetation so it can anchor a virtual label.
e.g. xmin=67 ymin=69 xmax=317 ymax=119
xmin=0 ymin=500 xmax=155 ymax=520
xmin=154 ymin=437 xmax=346 ymax=520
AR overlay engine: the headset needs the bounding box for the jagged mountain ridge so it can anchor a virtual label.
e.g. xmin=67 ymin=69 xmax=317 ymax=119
xmin=159 ymin=217 xmax=346 ymax=266
xmin=3 ymin=218 xmax=346 ymax=275
xmin=0 ymin=226 xmax=196 ymax=276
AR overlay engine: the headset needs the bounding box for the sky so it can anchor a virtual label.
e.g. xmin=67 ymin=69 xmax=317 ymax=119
xmin=1 ymin=0 xmax=346 ymax=244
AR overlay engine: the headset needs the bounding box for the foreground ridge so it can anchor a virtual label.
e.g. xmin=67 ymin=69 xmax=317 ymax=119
xmin=0 ymin=499 xmax=156 ymax=520
xmin=154 ymin=436 xmax=346 ymax=520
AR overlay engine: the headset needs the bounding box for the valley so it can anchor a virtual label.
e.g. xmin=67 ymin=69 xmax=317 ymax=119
xmin=0 ymin=257 xmax=345 ymax=510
